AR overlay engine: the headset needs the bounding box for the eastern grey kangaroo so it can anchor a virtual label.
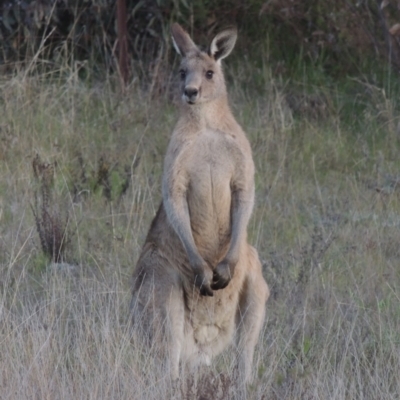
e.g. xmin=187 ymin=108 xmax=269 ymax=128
xmin=131 ymin=22 xmax=269 ymax=396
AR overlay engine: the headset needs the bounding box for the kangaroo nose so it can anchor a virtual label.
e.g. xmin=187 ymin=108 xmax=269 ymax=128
xmin=184 ymin=87 xmax=198 ymax=99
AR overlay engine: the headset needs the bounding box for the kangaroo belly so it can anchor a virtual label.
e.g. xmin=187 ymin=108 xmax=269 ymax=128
xmin=187 ymin=163 xmax=232 ymax=261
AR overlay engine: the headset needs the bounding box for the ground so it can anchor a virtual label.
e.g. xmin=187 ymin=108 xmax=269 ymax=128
xmin=0 ymin=61 xmax=400 ymax=398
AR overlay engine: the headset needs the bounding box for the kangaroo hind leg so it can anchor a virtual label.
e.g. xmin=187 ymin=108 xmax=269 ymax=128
xmin=235 ymin=246 xmax=269 ymax=398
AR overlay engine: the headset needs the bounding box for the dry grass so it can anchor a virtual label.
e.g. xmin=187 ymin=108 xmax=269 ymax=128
xmin=1 ymin=61 xmax=400 ymax=399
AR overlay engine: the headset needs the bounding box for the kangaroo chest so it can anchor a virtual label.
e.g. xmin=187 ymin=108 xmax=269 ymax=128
xmin=187 ymin=130 xmax=237 ymax=183
xmin=186 ymin=130 xmax=243 ymax=202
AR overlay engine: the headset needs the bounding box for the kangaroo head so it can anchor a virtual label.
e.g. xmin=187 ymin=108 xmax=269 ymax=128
xmin=171 ymin=23 xmax=237 ymax=106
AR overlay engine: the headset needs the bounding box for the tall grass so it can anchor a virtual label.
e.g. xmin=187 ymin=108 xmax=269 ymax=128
xmin=1 ymin=55 xmax=400 ymax=398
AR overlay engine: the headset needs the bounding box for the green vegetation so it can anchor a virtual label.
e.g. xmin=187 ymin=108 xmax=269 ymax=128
xmin=1 ymin=12 xmax=400 ymax=397
xmin=2 ymin=0 xmax=400 ymax=78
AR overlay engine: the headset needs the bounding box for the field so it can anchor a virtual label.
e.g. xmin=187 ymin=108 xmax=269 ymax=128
xmin=1 ymin=57 xmax=400 ymax=399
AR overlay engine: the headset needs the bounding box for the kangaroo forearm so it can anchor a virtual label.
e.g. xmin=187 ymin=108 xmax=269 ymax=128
xmin=164 ymin=197 xmax=203 ymax=265
xmin=226 ymin=192 xmax=253 ymax=263
xmin=225 ymin=220 xmax=246 ymax=263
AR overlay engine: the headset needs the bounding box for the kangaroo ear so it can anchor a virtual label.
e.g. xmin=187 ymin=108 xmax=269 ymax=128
xmin=171 ymin=23 xmax=197 ymax=56
xmin=209 ymin=28 xmax=237 ymax=61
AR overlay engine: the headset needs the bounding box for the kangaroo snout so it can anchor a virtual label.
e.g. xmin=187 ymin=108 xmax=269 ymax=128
xmin=184 ymin=86 xmax=199 ymax=104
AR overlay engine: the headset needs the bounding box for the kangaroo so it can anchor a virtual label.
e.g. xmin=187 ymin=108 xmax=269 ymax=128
xmin=131 ymin=23 xmax=269 ymax=397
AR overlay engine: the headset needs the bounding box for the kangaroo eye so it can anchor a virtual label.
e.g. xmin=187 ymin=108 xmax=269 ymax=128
xmin=206 ymin=70 xmax=214 ymax=79
xmin=179 ymin=70 xmax=186 ymax=80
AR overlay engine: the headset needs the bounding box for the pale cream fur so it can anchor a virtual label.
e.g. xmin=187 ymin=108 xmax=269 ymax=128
xmin=131 ymin=23 xmax=269 ymax=398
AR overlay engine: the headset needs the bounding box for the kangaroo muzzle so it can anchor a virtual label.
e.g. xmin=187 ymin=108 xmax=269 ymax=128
xmin=184 ymin=86 xmax=199 ymax=104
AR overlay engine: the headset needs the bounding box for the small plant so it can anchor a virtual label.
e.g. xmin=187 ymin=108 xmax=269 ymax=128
xmin=94 ymin=155 xmax=131 ymax=203
xmin=297 ymin=224 xmax=336 ymax=286
xmin=181 ymin=370 xmax=232 ymax=400
xmin=31 ymin=154 xmax=70 ymax=263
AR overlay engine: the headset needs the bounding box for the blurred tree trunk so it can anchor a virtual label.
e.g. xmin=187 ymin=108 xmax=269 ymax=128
xmin=117 ymin=0 xmax=129 ymax=86
xmin=376 ymin=0 xmax=400 ymax=71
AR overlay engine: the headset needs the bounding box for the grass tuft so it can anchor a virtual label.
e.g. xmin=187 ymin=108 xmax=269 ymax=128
xmin=31 ymin=154 xmax=70 ymax=263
